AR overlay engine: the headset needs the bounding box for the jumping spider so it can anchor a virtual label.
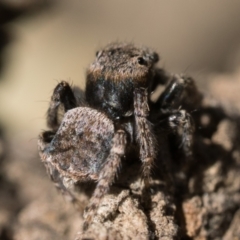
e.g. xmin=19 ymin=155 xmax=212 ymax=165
xmin=38 ymin=42 xmax=198 ymax=230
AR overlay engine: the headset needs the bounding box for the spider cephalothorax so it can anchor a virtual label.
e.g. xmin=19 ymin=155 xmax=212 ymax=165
xmin=38 ymin=42 xmax=198 ymax=230
xmin=86 ymin=42 xmax=159 ymax=120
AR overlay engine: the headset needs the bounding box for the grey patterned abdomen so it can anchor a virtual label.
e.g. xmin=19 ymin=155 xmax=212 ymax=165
xmin=47 ymin=107 xmax=114 ymax=180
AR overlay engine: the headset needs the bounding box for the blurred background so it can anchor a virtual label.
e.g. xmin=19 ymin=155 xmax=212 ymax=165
xmin=1 ymin=1 xmax=240 ymax=239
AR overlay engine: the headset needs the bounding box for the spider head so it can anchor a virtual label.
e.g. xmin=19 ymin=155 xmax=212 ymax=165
xmin=85 ymin=42 xmax=159 ymax=120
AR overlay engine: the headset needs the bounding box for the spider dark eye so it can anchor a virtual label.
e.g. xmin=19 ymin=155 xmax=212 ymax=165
xmin=95 ymin=51 xmax=99 ymax=57
xmin=137 ymin=57 xmax=147 ymax=65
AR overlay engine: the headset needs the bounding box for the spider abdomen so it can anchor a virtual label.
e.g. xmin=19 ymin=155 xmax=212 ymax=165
xmin=42 ymin=107 xmax=115 ymax=181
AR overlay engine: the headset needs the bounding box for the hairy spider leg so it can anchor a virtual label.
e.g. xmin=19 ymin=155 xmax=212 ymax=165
xmin=83 ymin=129 xmax=127 ymax=230
xmin=47 ymin=81 xmax=77 ymax=130
xmin=38 ymin=131 xmax=79 ymax=204
xmin=134 ymin=88 xmax=157 ymax=185
xmin=150 ymin=67 xmax=169 ymax=93
xmin=155 ymin=74 xmax=201 ymax=111
xmin=41 ymin=82 xmax=80 ymax=203
xmin=156 ymin=74 xmax=186 ymax=110
xmin=168 ymin=110 xmax=194 ymax=158
xmin=153 ymin=75 xmax=196 ymax=158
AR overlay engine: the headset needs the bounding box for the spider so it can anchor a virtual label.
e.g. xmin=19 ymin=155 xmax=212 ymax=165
xmin=38 ymin=42 xmax=197 ymax=230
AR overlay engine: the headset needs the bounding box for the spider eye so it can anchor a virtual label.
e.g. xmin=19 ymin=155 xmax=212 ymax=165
xmin=137 ymin=57 xmax=147 ymax=65
xmin=95 ymin=51 xmax=99 ymax=57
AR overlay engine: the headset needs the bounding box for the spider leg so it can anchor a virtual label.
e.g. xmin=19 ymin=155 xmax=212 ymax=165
xmin=47 ymin=81 xmax=77 ymax=130
xmin=150 ymin=67 xmax=169 ymax=92
xmin=83 ymin=129 xmax=127 ymax=230
xmin=151 ymin=75 xmax=198 ymax=158
xmin=134 ymin=88 xmax=157 ymax=185
xmin=45 ymin=161 xmax=79 ymax=203
xmin=157 ymin=74 xmax=186 ymax=109
xmin=152 ymin=74 xmax=201 ymax=114
xmin=168 ymin=109 xmax=195 ymax=158
xmin=38 ymin=131 xmax=78 ymax=203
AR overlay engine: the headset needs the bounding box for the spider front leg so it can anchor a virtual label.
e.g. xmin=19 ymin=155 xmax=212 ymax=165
xmin=47 ymin=81 xmax=77 ymax=130
xmin=168 ymin=110 xmax=195 ymax=158
xmin=134 ymin=88 xmax=157 ymax=185
xmin=153 ymin=75 xmax=197 ymax=158
xmin=38 ymin=131 xmax=79 ymax=203
xmin=153 ymin=74 xmax=201 ymax=113
xmin=83 ymin=129 xmax=127 ymax=230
